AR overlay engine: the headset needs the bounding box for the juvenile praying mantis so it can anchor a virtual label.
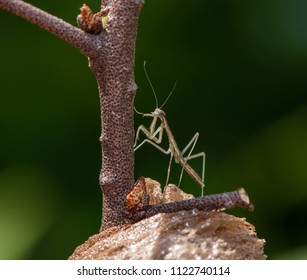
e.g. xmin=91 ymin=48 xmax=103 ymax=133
xmin=134 ymin=63 xmax=206 ymax=196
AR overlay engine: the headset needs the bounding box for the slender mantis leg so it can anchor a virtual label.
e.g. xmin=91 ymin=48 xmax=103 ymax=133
xmin=177 ymin=132 xmax=206 ymax=196
xmin=134 ymin=110 xmax=206 ymax=195
xmin=134 ymin=118 xmax=164 ymax=150
xmin=134 ymin=119 xmax=173 ymax=186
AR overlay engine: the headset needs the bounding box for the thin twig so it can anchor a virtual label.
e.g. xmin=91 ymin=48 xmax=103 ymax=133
xmin=0 ymin=0 xmax=96 ymax=54
xmin=128 ymin=188 xmax=254 ymax=222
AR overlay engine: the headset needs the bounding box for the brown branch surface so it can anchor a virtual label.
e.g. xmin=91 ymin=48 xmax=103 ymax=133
xmin=92 ymin=0 xmax=144 ymax=229
xmin=144 ymin=188 xmax=253 ymax=217
xmin=0 ymin=0 xmax=95 ymax=54
xmin=126 ymin=178 xmax=254 ymax=223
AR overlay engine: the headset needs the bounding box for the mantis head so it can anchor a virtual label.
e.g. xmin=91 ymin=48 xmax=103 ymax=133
xmin=144 ymin=108 xmax=166 ymax=118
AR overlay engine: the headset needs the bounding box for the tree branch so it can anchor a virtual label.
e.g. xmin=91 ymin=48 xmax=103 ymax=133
xmin=0 ymin=0 xmax=96 ymax=54
xmin=126 ymin=179 xmax=254 ymax=222
xmin=144 ymin=188 xmax=253 ymax=216
xmin=93 ymin=0 xmax=143 ymax=229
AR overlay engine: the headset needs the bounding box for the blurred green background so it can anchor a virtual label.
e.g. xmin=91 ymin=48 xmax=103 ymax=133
xmin=1 ymin=0 xmax=307 ymax=259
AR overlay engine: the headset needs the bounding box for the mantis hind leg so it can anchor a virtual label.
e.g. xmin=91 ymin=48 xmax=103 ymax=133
xmin=164 ymin=153 xmax=174 ymax=189
xmin=178 ymin=132 xmax=206 ymax=196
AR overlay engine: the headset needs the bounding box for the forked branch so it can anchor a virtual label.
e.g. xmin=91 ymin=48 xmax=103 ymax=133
xmin=0 ymin=0 xmax=96 ymax=55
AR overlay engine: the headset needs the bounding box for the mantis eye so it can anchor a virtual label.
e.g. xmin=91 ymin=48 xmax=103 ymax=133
xmin=154 ymin=109 xmax=166 ymax=116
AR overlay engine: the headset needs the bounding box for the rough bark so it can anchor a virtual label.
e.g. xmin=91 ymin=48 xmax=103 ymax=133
xmin=87 ymin=0 xmax=143 ymax=229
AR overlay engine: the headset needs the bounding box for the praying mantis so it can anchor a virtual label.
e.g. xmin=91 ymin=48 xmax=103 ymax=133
xmin=134 ymin=63 xmax=206 ymax=196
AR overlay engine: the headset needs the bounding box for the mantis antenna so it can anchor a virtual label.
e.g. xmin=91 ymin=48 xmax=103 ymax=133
xmin=143 ymin=61 xmax=159 ymax=109
xmin=143 ymin=61 xmax=177 ymax=110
